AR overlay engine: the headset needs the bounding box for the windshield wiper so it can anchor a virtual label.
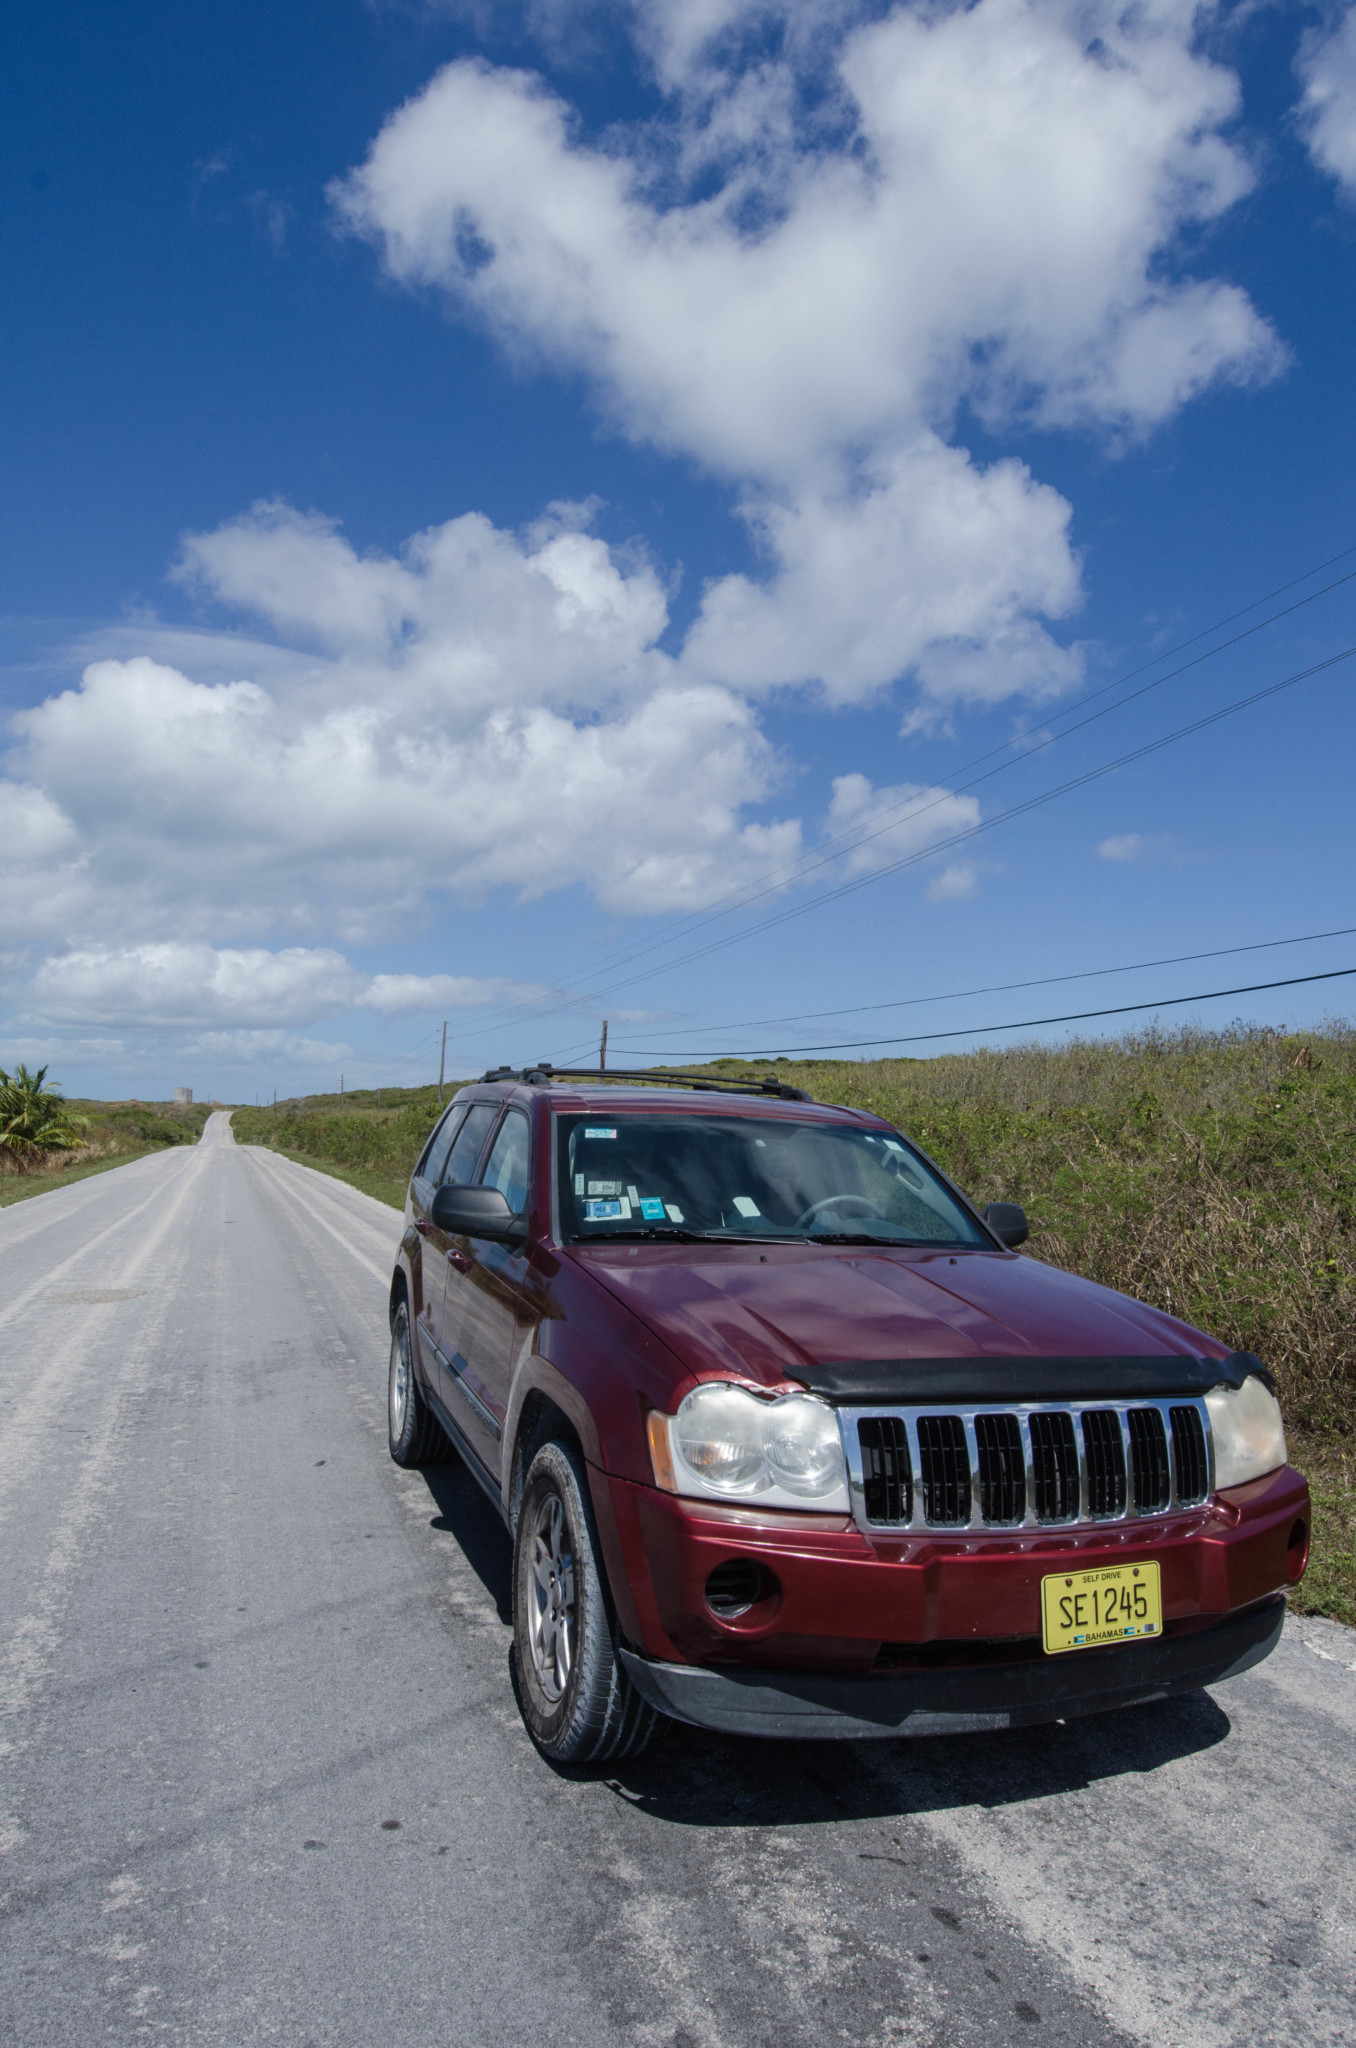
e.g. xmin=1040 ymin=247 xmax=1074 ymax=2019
xmin=575 ymin=1226 xmax=720 ymax=1243
xmin=802 ymin=1230 xmax=935 ymax=1247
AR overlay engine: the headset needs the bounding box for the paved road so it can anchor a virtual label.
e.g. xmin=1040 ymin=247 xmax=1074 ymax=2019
xmin=1 ymin=1112 xmax=1353 ymax=2048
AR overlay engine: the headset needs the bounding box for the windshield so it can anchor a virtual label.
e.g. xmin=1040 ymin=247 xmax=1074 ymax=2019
xmin=555 ymin=1112 xmax=989 ymax=1247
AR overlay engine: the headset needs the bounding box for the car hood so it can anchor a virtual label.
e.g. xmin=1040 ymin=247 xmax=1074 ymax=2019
xmin=575 ymin=1242 xmax=1227 ymax=1391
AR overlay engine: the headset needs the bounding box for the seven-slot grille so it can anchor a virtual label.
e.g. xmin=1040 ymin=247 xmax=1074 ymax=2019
xmin=845 ymin=1399 xmax=1212 ymax=1532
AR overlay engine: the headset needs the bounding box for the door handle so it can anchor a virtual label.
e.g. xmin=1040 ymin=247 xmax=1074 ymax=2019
xmin=447 ymin=1247 xmax=470 ymax=1271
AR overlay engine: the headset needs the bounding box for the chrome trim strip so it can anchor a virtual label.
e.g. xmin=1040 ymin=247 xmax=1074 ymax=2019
xmin=836 ymin=1397 xmax=1213 ymax=1537
xmin=424 ymin=1330 xmax=503 ymax=1440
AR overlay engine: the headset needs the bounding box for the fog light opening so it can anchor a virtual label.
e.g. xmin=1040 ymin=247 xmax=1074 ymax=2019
xmin=705 ymin=1558 xmax=778 ymax=1620
xmin=1287 ymin=1518 xmax=1309 ymax=1581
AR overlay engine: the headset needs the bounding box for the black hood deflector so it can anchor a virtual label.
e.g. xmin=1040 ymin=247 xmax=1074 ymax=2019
xmin=786 ymin=1352 xmax=1272 ymax=1405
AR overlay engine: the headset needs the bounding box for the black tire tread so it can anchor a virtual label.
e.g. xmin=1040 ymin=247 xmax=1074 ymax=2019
xmin=514 ymin=1441 xmax=663 ymax=1763
xmin=388 ymin=1300 xmax=454 ymax=1467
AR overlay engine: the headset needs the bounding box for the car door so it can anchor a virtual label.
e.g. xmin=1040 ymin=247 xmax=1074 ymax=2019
xmin=451 ymin=1105 xmax=534 ymax=1450
xmin=409 ymin=1104 xmax=467 ymax=1388
xmin=427 ymin=1100 xmax=502 ymax=1463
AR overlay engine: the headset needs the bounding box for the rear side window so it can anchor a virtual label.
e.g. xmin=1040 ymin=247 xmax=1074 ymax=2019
xmin=442 ymin=1102 xmax=499 ymax=1187
xmin=480 ymin=1108 xmax=531 ymax=1216
xmin=419 ymin=1106 xmax=466 ymax=1187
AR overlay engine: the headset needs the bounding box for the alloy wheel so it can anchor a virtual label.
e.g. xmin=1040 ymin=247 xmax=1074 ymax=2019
xmin=526 ymin=1492 xmax=576 ymax=1703
xmin=389 ymin=1323 xmax=409 ymax=1441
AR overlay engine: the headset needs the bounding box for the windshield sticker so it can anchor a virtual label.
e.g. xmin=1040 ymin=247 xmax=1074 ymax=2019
xmin=732 ymin=1195 xmax=761 ymax=1218
xmin=627 ymin=1184 xmax=639 ymax=1202
xmin=583 ymin=1127 xmax=617 ymax=1139
xmin=639 ymin=1197 xmax=666 ymax=1221
xmin=574 ymin=1174 xmax=584 ymax=1196
xmin=587 ymin=1179 xmax=622 ymax=1196
xmin=584 ymin=1198 xmax=624 ymax=1221
xmin=666 ymin=1204 xmax=685 ymax=1223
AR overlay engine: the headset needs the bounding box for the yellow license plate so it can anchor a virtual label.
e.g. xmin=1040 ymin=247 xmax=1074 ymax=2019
xmin=1041 ymin=1561 xmax=1161 ymax=1655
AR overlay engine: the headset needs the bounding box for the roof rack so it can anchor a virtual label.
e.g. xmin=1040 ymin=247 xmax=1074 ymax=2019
xmin=479 ymin=1063 xmax=813 ymax=1103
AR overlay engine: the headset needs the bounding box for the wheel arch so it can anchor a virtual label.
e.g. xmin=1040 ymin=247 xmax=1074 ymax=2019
xmin=506 ymin=1370 xmax=645 ymax=1649
xmin=389 ymin=1265 xmax=409 ymax=1327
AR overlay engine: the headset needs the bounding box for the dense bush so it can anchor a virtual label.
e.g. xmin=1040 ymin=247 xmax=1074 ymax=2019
xmin=0 ymin=1091 xmax=209 ymax=1178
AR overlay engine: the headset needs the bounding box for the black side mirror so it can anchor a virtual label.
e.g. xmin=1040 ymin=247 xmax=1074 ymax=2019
xmin=430 ymin=1183 xmax=526 ymax=1244
xmin=982 ymin=1201 xmax=1029 ymax=1249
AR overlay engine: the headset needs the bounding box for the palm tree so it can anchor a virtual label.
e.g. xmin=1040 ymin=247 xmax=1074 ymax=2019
xmin=0 ymin=1064 xmax=89 ymax=1173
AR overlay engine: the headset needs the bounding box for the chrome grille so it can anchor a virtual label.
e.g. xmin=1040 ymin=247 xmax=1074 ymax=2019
xmin=1029 ymin=1409 xmax=1078 ymax=1522
xmin=859 ymin=1416 xmax=911 ymax=1524
xmin=1082 ymin=1409 xmax=1127 ymax=1517
xmin=974 ymin=1412 xmax=1025 ymax=1523
xmin=1170 ymin=1405 xmax=1209 ymax=1504
xmin=916 ymin=1416 xmax=971 ymax=1525
xmin=1128 ymin=1407 xmax=1171 ymax=1512
xmin=846 ymin=1398 xmax=1213 ymax=1534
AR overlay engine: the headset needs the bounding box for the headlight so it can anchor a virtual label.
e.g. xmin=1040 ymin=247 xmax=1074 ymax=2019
xmin=1205 ymin=1375 xmax=1287 ymax=1490
xmin=656 ymin=1383 xmax=849 ymax=1512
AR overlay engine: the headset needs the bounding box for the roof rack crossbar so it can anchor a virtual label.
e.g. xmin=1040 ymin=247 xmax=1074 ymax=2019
xmin=479 ymin=1063 xmax=812 ymax=1102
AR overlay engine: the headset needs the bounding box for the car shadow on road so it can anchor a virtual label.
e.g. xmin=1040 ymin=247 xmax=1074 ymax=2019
xmin=418 ymin=1457 xmax=513 ymax=1625
xmin=411 ymin=1455 xmax=1236 ymax=1832
xmin=596 ymin=1686 xmax=1232 ymax=1829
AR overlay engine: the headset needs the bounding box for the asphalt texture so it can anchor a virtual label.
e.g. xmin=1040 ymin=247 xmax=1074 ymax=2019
xmin=1 ymin=1111 xmax=1353 ymax=2048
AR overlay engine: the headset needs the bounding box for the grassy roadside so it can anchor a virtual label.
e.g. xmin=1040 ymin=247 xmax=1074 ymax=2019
xmin=0 ymin=1099 xmax=212 ymax=1209
xmin=230 ymin=1030 xmax=1354 ymax=1622
xmin=237 ymin=1141 xmax=407 ymax=1213
xmin=230 ymin=1086 xmax=459 ymax=1209
xmin=0 ymin=1146 xmax=168 ymax=1209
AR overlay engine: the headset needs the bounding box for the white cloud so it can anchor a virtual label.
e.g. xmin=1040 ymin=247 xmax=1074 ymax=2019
xmin=1298 ymin=6 xmax=1356 ymax=197
xmin=4 ymin=502 xmax=804 ymax=945
xmin=188 ymin=1029 xmax=351 ymax=1068
xmin=926 ymin=863 xmax=980 ymax=903
xmin=360 ymin=972 xmax=542 ymax=1013
xmin=1098 ymin=831 xmax=1176 ymax=862
xmin=683 ymin=441 xmax=1085 ymax=711
xmin=19 ymin=944 xmax=547 ymax=1032
xmin=334 ymin=5 xmax=1280 ymax=708
xmin=824 ymin=772 xmax=982 ymax=877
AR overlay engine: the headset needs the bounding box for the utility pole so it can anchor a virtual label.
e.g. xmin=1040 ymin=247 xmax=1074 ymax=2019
xmin=437 ymin=1020 xmax=448 ymax=1107
xmin=377 ymin=1086 xmax=381 ymax=1108
xmin=599 ymin=1019 xmax=608 ymax=1072
xmin=340 ymin=1075 xmax=344 ymax=1099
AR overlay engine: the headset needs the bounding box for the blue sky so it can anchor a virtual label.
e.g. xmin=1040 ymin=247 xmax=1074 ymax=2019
xmin=3 ymin=0 xmax=1356 ymax=1101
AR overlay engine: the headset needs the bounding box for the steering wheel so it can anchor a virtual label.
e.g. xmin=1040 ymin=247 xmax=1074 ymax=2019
xmin=794 ymin=1193 xmax=885 ymax=1232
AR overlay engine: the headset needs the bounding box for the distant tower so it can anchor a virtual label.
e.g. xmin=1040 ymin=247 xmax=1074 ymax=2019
xmin=174 ymin=1086 xmax=193 ymax=1105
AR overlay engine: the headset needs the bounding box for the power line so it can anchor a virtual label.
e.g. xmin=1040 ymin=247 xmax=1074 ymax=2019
xmin=603 ymin=922 xmax=1356 ymax=1046
xmin=534 ymin=638 xmax=1356 ymax=1016
xmin=451 ymin=543 xmax=1356 ymax=1045
xmin=615 ymin=966 xmax=1356 ymax=1061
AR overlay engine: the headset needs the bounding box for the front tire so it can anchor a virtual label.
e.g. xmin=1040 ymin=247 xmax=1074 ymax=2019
xmin=512 ymin=1440 xmax=663 ymax=1763
xmin=388 ymin=1299 xmax=453 ymax=1466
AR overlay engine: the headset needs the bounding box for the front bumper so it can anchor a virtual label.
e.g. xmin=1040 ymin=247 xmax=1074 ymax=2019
xmin=600 ymin=1462 xmax=1309 ymax=1668
xmin=619 ymin=1594 xmax=1285 ymax=1739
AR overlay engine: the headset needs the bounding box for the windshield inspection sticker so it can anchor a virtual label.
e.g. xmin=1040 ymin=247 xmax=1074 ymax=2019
xmin=588 ymin=1180 xmax=622 ymax=1196
xmin=639 ymin=1197 xmax=666 ymax=1221
xmin=732 ymin=1195 xmax=761 ymax=1218
xmin=584 ymin=1198 xmax=624 ymax=1221
xmin=583 ymin=1127 xmax=617 ymax=1139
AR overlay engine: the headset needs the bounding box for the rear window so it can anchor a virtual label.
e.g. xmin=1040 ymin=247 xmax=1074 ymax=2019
xmin=554 ymin=1112 xmax=987 ymax=1247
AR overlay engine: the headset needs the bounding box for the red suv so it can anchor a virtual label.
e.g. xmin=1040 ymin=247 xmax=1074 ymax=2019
xmin=387 ymin=1066 xmax=1309 ymax=1761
